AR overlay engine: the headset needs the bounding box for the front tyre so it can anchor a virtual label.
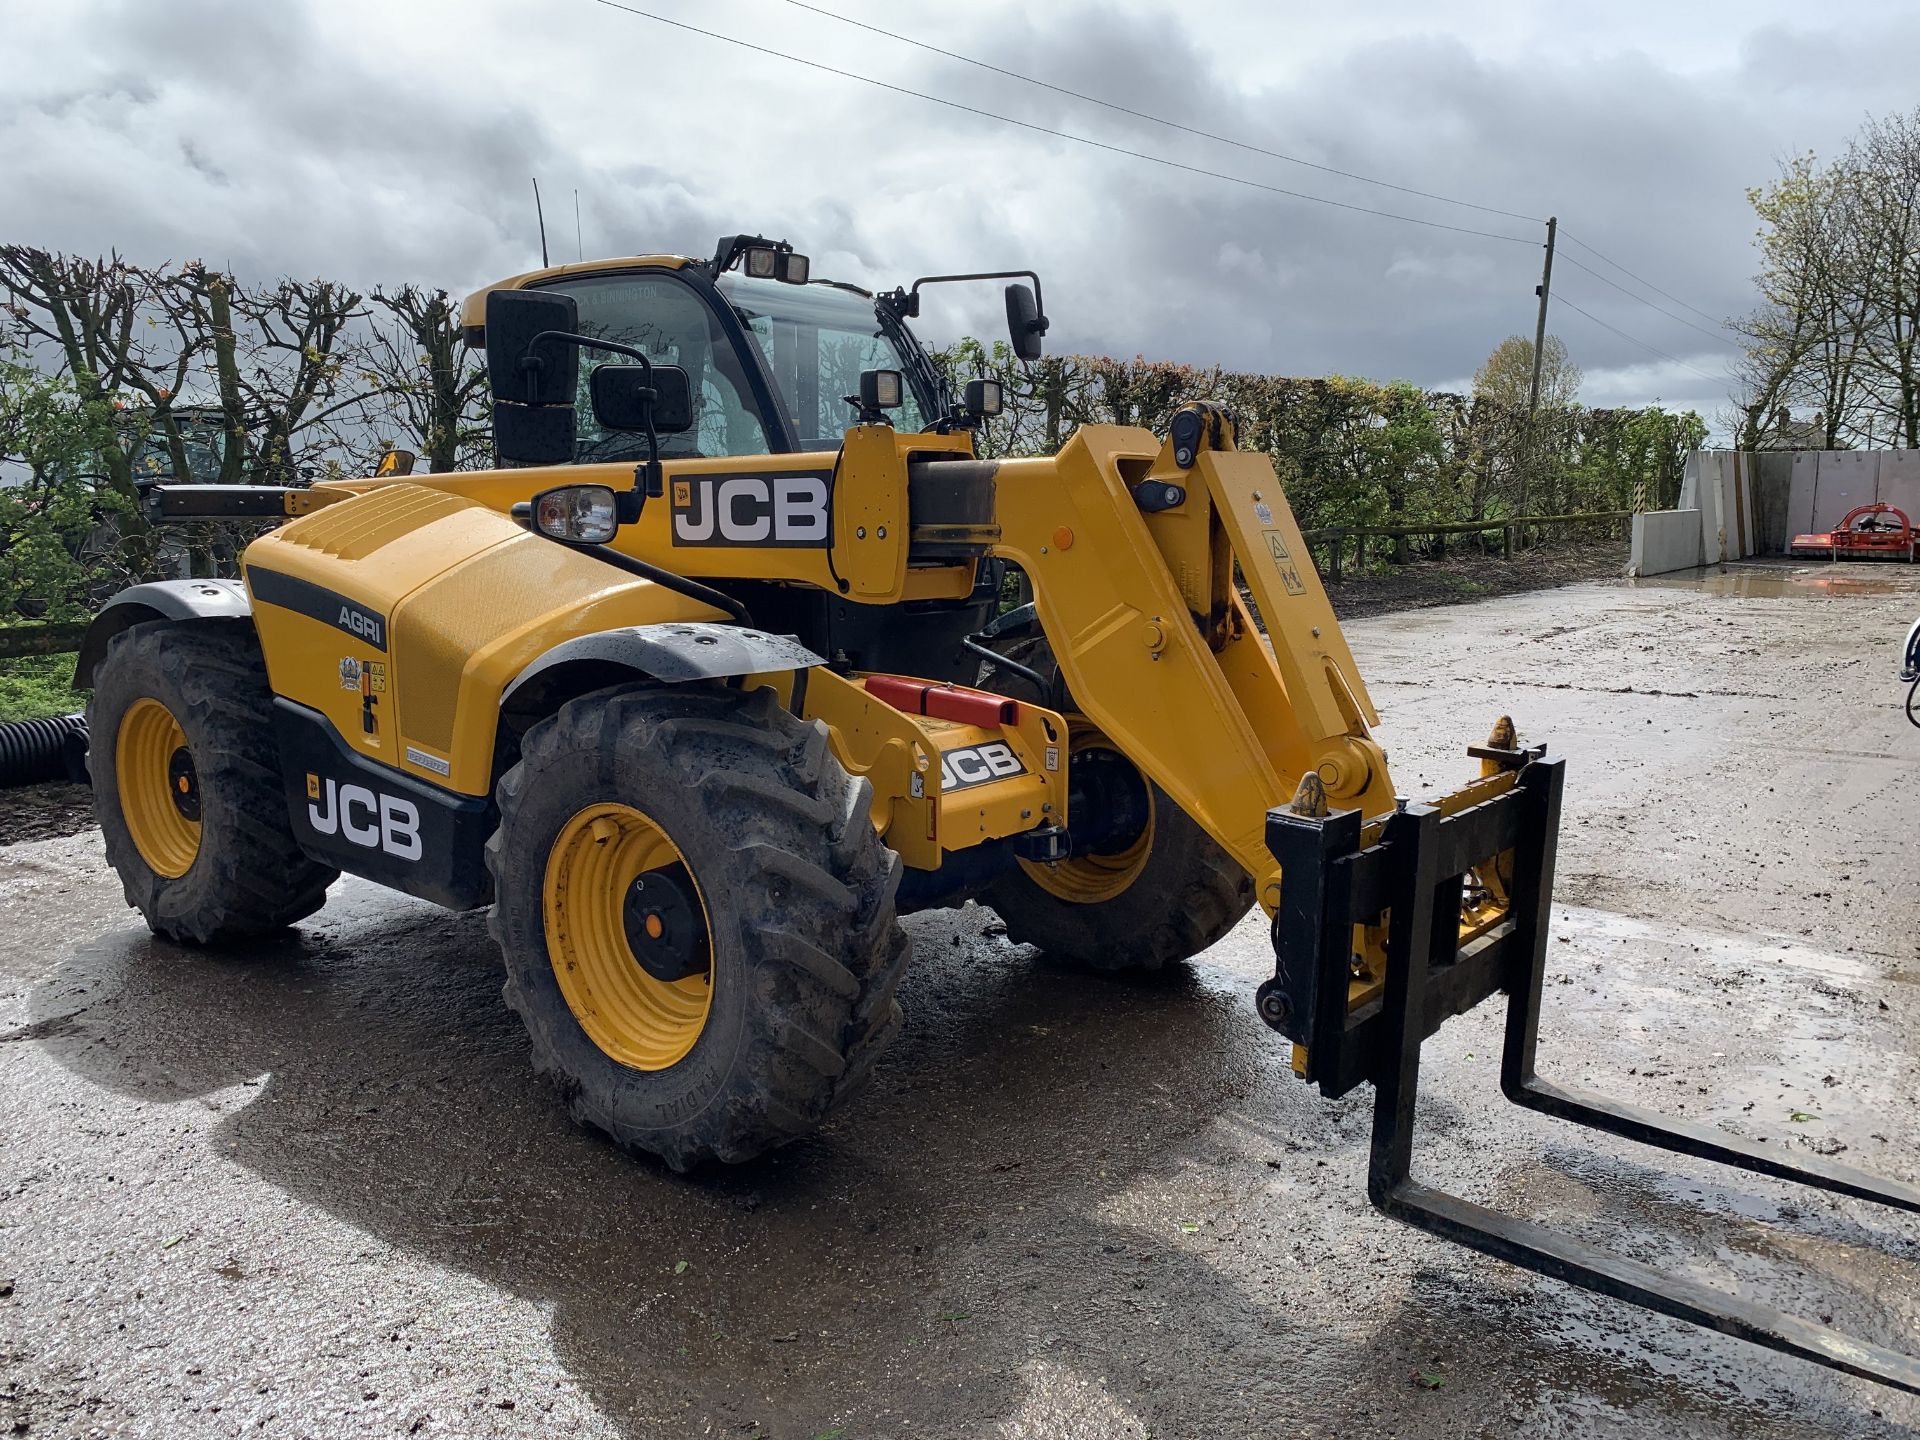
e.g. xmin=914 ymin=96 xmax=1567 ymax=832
xmin=977 ymin=632 xmax=1255 ymax=971
xmin=487 ymin=684 xmax=909 ymax=1170
xmin=89 ymin=620 xmax=338 ymax=943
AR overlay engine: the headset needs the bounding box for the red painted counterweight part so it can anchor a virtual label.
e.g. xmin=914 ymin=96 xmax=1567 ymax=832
xmin=862 ymin=674 xmax=1020 ymax=728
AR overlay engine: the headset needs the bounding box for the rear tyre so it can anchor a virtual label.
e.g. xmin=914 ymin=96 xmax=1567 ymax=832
xmin=487 ymin=683 xmax=909 ymax=1170
xmin=977 ymin=633 xmax=1255 ymax=971
xmin=89 ymin=620 xmax=338 ymax=943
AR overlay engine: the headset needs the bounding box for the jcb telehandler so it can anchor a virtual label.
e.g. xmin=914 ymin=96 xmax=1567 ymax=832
xmin=80 ymin=234 xmax=1918 ymax=1391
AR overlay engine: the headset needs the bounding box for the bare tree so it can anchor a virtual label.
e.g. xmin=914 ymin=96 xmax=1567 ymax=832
xmin=230 ymin=277 xmax=366 ymax=484
xmin=357 ymin=286 xmax=492 ymax=472
xmin=1738 ymin=109 xmax=1920 ymax=448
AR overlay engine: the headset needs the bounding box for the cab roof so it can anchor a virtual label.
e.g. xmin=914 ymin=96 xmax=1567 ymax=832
xmin=458 ymin=254 xmax=695 ymax=335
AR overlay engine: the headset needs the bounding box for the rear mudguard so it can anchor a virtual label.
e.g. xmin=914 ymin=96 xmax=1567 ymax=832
xmin=73 ymin=579 xmax=252 ymax=688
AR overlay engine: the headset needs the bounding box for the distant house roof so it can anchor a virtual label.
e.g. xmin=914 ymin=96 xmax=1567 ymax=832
xmin=1756 ymin=407 xmax=1833 ymax=451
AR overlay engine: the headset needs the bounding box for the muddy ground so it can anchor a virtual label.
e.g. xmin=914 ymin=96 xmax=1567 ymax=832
xmin=2 ymin=557 xmax=1917 ymax=1439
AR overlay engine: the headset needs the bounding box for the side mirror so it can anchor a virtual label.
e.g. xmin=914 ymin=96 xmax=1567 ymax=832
xmin=487 ymin=289 xmax=580 ymax=464
xmin=1004 ymin=282 xmax=1048 ymax=362
xmin=589 ymin=364 xmax=695 ymax=434
xmin=485 ymin=290 xmax=579 ymax=405
xmin=492 ymin=406 xmax=576 ymax=466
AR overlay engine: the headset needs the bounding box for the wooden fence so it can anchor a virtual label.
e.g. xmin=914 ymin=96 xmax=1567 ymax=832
xmin=0 ymin=621 xmax=89 ymax=661
xmin=1300 ymin=511 xmax=1632 ymax=583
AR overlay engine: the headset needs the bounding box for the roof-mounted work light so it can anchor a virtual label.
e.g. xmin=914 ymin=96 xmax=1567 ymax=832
xmin=713 ymin=234 xmax=810 ymax=284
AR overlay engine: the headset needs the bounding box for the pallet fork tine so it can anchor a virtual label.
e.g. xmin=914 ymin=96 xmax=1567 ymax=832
xmin=1260 ymin=755 xmax=1920 ymax=1396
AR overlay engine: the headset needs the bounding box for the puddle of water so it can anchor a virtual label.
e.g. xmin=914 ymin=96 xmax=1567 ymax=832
xmin=1628 ymin=566 xmax=1903 ymax=597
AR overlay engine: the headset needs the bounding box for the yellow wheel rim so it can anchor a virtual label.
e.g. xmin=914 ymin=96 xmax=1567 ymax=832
xmin=1019 ymin=723 xmax=1155 ymax=904
xmin=543 ymin=802 xmax=714 ymax=1071
xmin=116 ymin=697 xmax=201 ymax=879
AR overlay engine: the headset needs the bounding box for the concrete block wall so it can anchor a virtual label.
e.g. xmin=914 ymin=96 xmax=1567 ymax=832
xmin=1782 ymin=450 xmax=1920 ymax=543
xmin=1677 ymin=451 xmax=1756 ymax=562
xmin=1629 ymin=509 xmax=1705 ymax=577
xmin=1678 ymin=448 xmax=1920 ymax=555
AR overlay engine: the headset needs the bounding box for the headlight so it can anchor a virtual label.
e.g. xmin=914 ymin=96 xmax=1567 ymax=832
xmin=532 ymin=484 xmax=619 ymax=544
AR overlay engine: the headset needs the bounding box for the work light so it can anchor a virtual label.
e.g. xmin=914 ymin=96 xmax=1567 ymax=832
xmin=860 ymin=370 xmax=904 ymax=410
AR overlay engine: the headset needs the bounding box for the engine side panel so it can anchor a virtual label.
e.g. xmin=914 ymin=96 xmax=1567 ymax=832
xmin=244 ymin=484 xmax=725 ymax=796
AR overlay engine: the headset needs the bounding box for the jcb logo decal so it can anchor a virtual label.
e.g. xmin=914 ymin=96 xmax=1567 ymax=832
xmin=671 ymin=471 xmax=831 ymax=548
xmin=306 ymin=774 xmax=421 ymax=861
xmin=940 ymin=741 xmax=1025 ymax=792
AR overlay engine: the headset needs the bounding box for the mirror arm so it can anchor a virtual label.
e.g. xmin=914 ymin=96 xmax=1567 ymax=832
xmin=906 ymin=269 xmax=1047 ymax=321
xmin=520 ymin=330 xmax=666 ymax=507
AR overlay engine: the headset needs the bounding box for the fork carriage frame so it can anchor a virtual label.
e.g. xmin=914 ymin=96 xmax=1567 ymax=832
xmin=1260 ymin=750 xmax=1920 ymax=1394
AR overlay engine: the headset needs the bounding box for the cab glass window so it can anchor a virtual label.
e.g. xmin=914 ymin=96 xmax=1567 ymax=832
xmin=532 ymin=272 xmax=774 ymax=462
xmin=719 ymin=274 xmax=929 ymax=447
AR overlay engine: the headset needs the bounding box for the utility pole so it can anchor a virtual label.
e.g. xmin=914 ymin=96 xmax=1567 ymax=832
xmin=1517 ymin=214 xmax=1557 ymax=535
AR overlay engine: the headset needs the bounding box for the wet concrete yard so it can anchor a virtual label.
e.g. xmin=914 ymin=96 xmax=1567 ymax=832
xmin=3 ymin=560 xmax=1918 ymax=1438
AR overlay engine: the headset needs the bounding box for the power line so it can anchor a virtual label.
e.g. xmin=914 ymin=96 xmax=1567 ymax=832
xmin=1551 ymin=292 xmax=1727 ymax=387
xmin=771 ymin=2 xmax=1754 ymax=360
xmin=1555 ymin=251 xmax=1740 ymax=347
xmin=580 ymin=0 xmax=1539 ymax=245
xmin=1557 ymin=229 xmax=1736 ymax=330
xmin=776 ymin=0 xmax=1544 ymax=227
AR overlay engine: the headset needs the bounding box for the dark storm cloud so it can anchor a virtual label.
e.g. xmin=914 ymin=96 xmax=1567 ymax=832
xmin=4 ymin=0 xmax=1916 ymax=426
xmin=872 ymin=2 xmax=1920 ymax=420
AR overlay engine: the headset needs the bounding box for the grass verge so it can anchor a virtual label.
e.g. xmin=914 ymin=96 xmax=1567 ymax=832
xmin=0 ymin=653 xmax=85 ymax=723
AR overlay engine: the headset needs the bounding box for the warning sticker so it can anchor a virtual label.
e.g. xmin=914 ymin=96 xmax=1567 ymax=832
xmin=1263 ymin=531 xmax=1308 ymax=596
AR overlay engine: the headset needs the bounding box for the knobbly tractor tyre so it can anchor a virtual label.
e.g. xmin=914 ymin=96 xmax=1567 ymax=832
xmin=89 ymin=620 xmax=338 ymax=943
xmin=487 ymin=683 xmax=909 ymax=1170
xmin=977 ymin=632 xmax=1255 ymax=971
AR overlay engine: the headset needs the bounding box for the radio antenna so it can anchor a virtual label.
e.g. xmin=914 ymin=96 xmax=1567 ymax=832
xmin=574 ymin=188 xmax=583 ymax=261
xmin=532 ymin=177 xmax=550 ymax=267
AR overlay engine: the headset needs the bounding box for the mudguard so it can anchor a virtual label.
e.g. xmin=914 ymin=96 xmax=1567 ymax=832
xmin=73 ymin=579 xmax=253 ymax=688
xmin=500 ymin=622 xmax=825 ymax=722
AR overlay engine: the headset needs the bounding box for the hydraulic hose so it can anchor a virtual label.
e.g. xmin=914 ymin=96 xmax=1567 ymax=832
xmin=0 ymin=712 xmax=90 ymax=788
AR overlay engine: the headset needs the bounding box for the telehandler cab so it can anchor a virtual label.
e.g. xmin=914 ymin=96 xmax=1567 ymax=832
xmin=82 ymin=233 xmax=1918 ymax=1391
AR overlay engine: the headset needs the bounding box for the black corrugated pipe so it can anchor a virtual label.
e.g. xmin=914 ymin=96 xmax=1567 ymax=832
xmin=0 ymin=713 xmax=90 ymax=788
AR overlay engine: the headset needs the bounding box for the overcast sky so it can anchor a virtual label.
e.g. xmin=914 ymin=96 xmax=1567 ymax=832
xmin=5 ymin=0 xmax=1918 ymax=433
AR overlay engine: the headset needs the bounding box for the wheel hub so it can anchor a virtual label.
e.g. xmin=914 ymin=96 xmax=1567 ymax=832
xmin=1067 ymin=745 xmax=1150 ymax=856
xmin=167 ymin=746 xmax=201 ymax=821
xmin=622 ymin=864 xmax=710 ymax=982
